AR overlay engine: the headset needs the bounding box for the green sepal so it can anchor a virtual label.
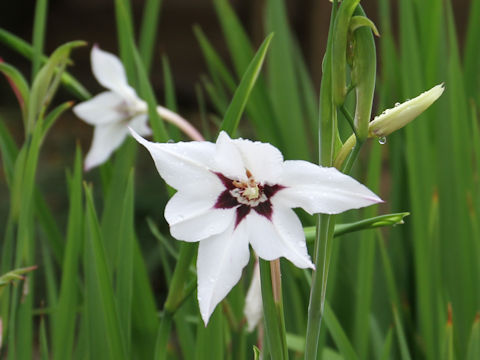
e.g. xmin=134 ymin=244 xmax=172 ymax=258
xmin=331 ymin=0 xmax=360 ymax=106
xmin=349 ymin=15 xmax=380 ymax=36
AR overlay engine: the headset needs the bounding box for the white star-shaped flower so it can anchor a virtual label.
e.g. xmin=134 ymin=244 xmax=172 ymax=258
xmin=131 ymin=130 xmax=382 ymax=324
xmin=73 ymin=46 xmax=151 ymax=170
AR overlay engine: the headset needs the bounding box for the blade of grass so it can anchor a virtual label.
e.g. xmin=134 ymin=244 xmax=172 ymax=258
xmin=139 ymin=0 xmax=163 ymax=73
xmin=84 ymin=184 xmax=127 ymax=360
xmin=393 ymin=305 xmax=412 ymax=360
xmin=0 ymin=28 xmax=91 ymax=100
xmin=115 ymin=170 xmax=135 ymax=356
xmin=53 ymin=147 xmax=83 ymax=360
xmin=324 ymin=302 xmax=359 ymax=360
xmin=219 ymin=34 xmax=273 ymax=136
xmin=265 ymin=0 xmax=310 ymax=160
xmin=31 ymin=0 xmax=48 ymax=78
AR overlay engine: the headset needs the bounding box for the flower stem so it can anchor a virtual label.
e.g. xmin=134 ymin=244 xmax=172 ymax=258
xmin=156 ymin=106 xmax=204 ymax=141
xmin=155 ymin=243 xmax=197 ymax=359
xmin=304 ymin=214 xmax=335 ymax=360
xmin=154 ymin=311 xmax=172 ymax=360
xmin=259 ymin=259 xmax=288 ymax=360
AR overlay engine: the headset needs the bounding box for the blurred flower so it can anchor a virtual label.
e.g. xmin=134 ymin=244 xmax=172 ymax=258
xmin=369 ymin=84 xmax=445 ymax=138
xmin=73 ymin=46 xmax=151 ymax=170
xmin=132 ymin=129 xmax=382 ymax=324
xmin=74 ymin=46 xmax=203 ymax=170
xmin=244 ymin=261 xmax=262 ymax=332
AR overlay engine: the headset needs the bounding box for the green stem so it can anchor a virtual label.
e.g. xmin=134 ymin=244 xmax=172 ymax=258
xmin=304 ymin=214 xmax=335 ymax=359
xmin=259 ymin=259 xmax=288 ymax=360
xmin=164 ymin=243 xmax=197 ymax=313
xmin=154 ymin=242 xmax=197 ymax=359
xmin=154 ymin=312 xmax=173 ymax=360
xmin=342 ymin=138 xmax=364 ymax=174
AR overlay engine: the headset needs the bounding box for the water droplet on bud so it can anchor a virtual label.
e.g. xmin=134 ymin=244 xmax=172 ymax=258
xmin=378 ymin=136 xmax=387 ymax=145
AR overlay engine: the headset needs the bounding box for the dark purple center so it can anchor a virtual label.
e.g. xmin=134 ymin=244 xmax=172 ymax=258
xmin=213 ymin=172 xmax=284 ymax=227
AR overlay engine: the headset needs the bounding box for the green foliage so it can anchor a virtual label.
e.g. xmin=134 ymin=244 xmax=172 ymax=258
xmin=0 ymin=0 xmax=479 ymax=359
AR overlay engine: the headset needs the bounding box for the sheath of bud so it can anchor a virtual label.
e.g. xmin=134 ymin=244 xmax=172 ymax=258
xmin=331 ymin=0 xmax=360 ymax=106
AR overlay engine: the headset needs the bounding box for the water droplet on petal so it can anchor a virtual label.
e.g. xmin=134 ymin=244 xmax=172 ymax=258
xmin=395 ymin=102 xmax=401 ymax=107
xmin=378 ymin=136 xmax=387 ymax=145
xmin=167 ymin=139 xmax=175 ymax=143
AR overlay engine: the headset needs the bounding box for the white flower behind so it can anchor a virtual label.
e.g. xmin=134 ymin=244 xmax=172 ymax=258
xmin=131 ymin=129 xmax=382 ymax=324
xmin=73 ymin=46 xmax=151 ymax=170
xmin=244 ymin=261 xmax=263 ymax=332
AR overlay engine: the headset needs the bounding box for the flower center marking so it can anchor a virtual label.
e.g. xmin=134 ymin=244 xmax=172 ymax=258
xmin=231 ymin=170 xmax=267 ymax=206
xmin=213 ymin=170 xmax=285 ymax=227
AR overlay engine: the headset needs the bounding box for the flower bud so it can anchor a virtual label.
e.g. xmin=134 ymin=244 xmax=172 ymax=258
xmin=369 ymin=84 xmax=445 ymax=137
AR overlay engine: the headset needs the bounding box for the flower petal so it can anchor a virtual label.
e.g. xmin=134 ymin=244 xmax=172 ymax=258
xmin=73 ymin=91 xmax=125 ymax=125
xmin=165 ymin=190 xmax=235 ymax=242
xmin=232 ymin=136 xmax=284 ymax=184
xmin=214 ymin=131 xmax=247 ymax=181
xmin=213 ymin=131 xmax=284 ymax=183
xmin=276 ymin=160 xmax=382 ymax=214
xmin=248 ymin=206 xmax=314 ymax=269
xmin=129 ymin=114 xmax=151 ymax=137
xmin=244 ymin=261 xmax=263 ymax=332
xmin=91 ymin=46 xmax=137 ymax=99
xmin=197 ymin=222 xmax=250 ymax=324
xmin=130 ymin=129 xmax=219 ymax=192
xmin=84 ymin=123 xmax=128 ymax=170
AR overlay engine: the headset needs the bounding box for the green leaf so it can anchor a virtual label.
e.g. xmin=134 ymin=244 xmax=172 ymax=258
xmin=324 ymin=302 xmax=359 ymax=360
xmin=393 ymin=306 xmax=412 ymax=360
xmin=115 ymin=170 xmax=135 ymax=355
xmin=31 ymin=0 xmax=48 ymax=78
xmin=84 ymin=184 xmax=127 ymax=360
xmin=53 ymin=147 xmax=83 ymax=360
xmin=304 ymin=212 xmax=410 ymax=241
xmin=265 ymin=0 xmax=311 ymax=159
xmin=220 ymin=34 xmax=273 ymax=136
xmin=286 ymin=332 xmax=305 ymax=352
xmin=0 ymin=61 xmax=30 ymax=110
xmin=0 ymin=28 xmax=90 ymax=100
xmin=139 ymin=0 xmax=163 ymax=73
xmin=41 ymin=101 xmax=74 ymax=142
xmin=467 ymin=316 xmax=480 ymax=360
xmin=28 ymin=40 xmax=85 ymax=133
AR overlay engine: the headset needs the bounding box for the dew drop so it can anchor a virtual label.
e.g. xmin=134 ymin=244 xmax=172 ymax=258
xmin=395 ymin=102 xmax=401 ymax=107
xmin=167 ymin=139 xmax=175 ymax=143
xmin=378 ymin=136 xmax=387 ymax=145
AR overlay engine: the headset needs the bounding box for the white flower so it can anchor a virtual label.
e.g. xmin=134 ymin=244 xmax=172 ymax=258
xmin=244 ymin=261 xmax=263 ymax=332
xmin=73 ymin=45 xmax=151 ymax=170
xmin=369 ymin=84 xmax=445 ymax=138
xmin=131 ymin=130 xmax=382 ymax=324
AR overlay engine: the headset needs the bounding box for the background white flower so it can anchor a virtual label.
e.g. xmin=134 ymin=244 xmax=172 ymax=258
xmin=131 ymin=129 xmax=382 ymax=324
xmin=73 ymin=46 xmax=151 ymax=170
xmin=244 ymin=261 xmax=263 ymax=332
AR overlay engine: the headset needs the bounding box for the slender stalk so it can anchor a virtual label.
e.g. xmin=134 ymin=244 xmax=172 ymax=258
xmin=305 ymin=2 xmax=338 ymax=358
xmin=156 ymin=106 xmax=204 ymax=141
xmin=154 ymin=312 xmax=172 ymax=360
xmin=305 ymin=214 xmax=335 ymax=359
xmin=342 ymin=139 xmax=364 ymax=174
xmin=259 ymin=259 xmax=288 ymax=360
xmin=154 ymin=243 xmax=197 ymax=359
